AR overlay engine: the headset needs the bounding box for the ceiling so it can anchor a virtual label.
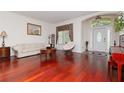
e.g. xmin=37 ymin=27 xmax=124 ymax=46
xmin=13 ymin=11 xmax=97 ymax=23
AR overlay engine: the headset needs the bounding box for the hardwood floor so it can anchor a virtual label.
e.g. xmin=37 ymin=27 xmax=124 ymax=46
xmin=0 ymin=51 xmax=118 ymax=82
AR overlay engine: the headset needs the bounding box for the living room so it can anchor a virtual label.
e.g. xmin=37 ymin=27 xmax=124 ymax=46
xmin=1 ymin=0 xmax=124 ymax=92
xmin=0 ymin=11 xmax=124 ymax=82
xmin=0 ymin=11 xmax=120 ymax=54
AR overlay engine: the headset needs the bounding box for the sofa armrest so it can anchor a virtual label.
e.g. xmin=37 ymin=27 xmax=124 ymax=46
xmin=12 ymin=45 xmax=22 ymax=53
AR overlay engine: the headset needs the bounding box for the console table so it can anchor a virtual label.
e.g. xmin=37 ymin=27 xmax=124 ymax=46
xmin=0 ymin=47 xmax=10 ymax=58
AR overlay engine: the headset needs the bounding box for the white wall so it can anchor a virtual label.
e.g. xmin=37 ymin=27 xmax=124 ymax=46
xmin=82 ymin=19 xmax=93 ymax=51
xmin=0 ymin=11 xmax=119 ymax=56
xmin=55 ymin=11 xmax=119 ymax=53
xmin=55 ymin=18 xmax=82 ymax=53
xmin=82 ymin=18 xmax=120 ymax=52
xmin=0 ymin=12 xmax=55 ymax=56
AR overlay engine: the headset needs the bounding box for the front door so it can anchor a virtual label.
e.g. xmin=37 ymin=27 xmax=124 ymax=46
xmin=93 ymin=27 xmax=109 ymax=52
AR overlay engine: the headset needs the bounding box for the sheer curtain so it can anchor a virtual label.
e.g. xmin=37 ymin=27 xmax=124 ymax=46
xmin=57 ymin=30 xmax=71 ymax=45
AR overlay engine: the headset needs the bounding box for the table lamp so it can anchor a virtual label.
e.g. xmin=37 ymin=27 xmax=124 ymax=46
xmin=1 ymin=31 xmax=7 ymax=47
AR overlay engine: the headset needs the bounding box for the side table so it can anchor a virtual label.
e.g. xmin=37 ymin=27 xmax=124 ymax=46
xmin=0 ymin=47 xmax=10 ymax=58
xmin=40 ymin=48 xmax=56 ymax=60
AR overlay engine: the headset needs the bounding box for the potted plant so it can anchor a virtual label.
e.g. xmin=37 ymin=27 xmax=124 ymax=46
xmin=114 ymin=13 xmax=124 ymax=32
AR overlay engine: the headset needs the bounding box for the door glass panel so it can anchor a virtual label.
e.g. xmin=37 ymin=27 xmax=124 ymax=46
xmin=97 ymin=32 xmax=102 ymax=42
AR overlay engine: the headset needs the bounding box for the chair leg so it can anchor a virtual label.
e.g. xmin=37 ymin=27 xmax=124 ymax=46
xmin=108 ymin=62 xmax=110 ymax=74
xmin=108 ymin=62 xmax=113 ymax=81
xmin=40 ymin=54 xmax=41 ymax=61
xmin=108 ymin=62 xmax=112 ymax=75
xmin=46 ymin=54 xmax=47 ymax=60
xmin=117 ymin=64 xmax=122 ymax=82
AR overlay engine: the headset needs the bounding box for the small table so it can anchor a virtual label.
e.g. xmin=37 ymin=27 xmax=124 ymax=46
xmin=109 ymin=46 xmax=124 ymax=81
xmin=0 ymin=47 xmax=10 ymax=58
xmin=40 ymin=48 xmax=56 ymax=60
xmin=114 ymin=60 xmax=124 ymax=82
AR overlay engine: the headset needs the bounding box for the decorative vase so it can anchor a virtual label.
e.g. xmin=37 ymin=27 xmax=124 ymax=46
xmin=50 ymin=44 xmax=53 ymax=48
xmin=85 ymin=41 xmax=88 ymax=51
xmin=114 ymin=40 xmax=116 ymax=46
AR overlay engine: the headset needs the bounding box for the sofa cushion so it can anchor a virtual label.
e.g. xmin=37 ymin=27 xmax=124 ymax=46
xmin=13 ymin=43 xmax=46 ymax=53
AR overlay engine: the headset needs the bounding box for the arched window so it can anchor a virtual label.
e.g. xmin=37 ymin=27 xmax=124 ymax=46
xmin=91 ymin=18 xmax=112 ymax=27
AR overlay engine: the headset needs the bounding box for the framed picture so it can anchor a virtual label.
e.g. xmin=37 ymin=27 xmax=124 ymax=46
xmin=27 ymin=23 xmax=41 ymax=36
xmin=119 ymin=34 xmax=124 ymax=47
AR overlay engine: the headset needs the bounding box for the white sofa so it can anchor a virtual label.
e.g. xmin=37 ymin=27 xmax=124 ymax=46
xmin=12 ymin=43 xmax=46 ymax=58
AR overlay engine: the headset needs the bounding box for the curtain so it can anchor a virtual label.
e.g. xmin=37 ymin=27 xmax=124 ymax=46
xmin=56 ymin=23 xmax=73 ymax=44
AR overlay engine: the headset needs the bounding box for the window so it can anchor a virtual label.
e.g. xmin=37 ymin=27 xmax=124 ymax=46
xmin=56 ymin=23 xmax=73 ymax=44
xmin=57 ymin=30 xmax=71 ymax=44
xmin=91 ymin=18 xmax=112 ymax=27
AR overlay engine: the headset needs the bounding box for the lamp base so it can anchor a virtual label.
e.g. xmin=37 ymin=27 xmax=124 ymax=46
xmin=2 ymin=36 xmax=5 ymax=47
xmin=2 ymin=43 xmax=5 ymax=47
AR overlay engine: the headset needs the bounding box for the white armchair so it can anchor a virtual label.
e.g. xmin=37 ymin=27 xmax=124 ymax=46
xmin=63 ymin=42 xmax=75 ymax=55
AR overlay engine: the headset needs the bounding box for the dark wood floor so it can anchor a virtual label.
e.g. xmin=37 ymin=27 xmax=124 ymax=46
xmin=0 ymin=51 xmax=118 ymax=82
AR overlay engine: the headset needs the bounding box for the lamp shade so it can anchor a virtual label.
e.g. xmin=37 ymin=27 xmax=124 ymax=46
xmin=1 ymin=31 xmax=7 ymax=37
